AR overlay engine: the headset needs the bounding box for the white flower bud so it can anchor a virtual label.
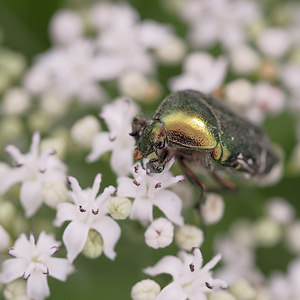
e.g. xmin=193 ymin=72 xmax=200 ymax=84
xmin=1 ymin=87 xmax=31 ymax=116
xmin=155 ymin=37 xmax=186 ymax=65
xmin=257 ymin=28 xmax=291 ymax=58
xmin=209 ymin=290 xmax=237 ymax=300
xmin=71 ymin=115 xmax=101 ymax=149
xmin=285 ymin=221 xmax=300 ymax=253
xmin=0 ymin=49 xmax=26 ymax=79
xmin=82 ymin=229 xmax=103 ymax=259
xmin=3 ymin=279 xmax=30 ymax=300
xmin=0 ymin=201 xmax=16 ymax=228
xmin=252 ymin=217 xmax=282 ymax=247
xmin=50 ymin=10 xmax=84 ymax=45
xmin=0 ymin=225 xmax=10 ymax=251
xmin=230 ymin=45 xmax=261 ymax=75
xmin=145 ymin=218 xmax=174 ymax=249
xmin=225 ymin=79 xmax=254 ymax=108
xmin=229 ymin=279 xmax=256 ymax=300
xmin=255 ymin=288 xmax=271 ymax=300
xmin=118 ymin=71 xmax=149 ymax=101
xmin=40 ymin=93 xmax=68 ymax=117
xmin=42 ymin=182 xmax=69 ymax=208
xmin=108 ymin=196 xmax=132 ymax=220
xmin=265 ymin=197 xmax=295 ymax=224
xmin=131 ymin=279 xmax=161 ymax=300
xmin=287 ymin=142 xmax=300 ymax=175
xmin=175 ymin=224 xmax=204 ymax=250
xmin=0 ymin=70 xmax=11 ymax=94
xmin=202 ymin=193 xmax=225 ymax=225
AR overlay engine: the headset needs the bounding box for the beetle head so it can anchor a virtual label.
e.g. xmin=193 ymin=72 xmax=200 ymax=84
xmin=131 ymin=118 xmax=168 ymax=173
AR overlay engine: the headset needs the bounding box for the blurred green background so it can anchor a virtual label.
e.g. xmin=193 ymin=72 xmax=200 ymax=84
xmin=0 ymin=0 xmax=299 ymax=299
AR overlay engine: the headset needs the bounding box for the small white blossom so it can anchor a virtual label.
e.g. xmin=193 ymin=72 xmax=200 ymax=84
xmin=229 ymin=279 xmax=256 ymax=300
xmin=280 ymin=64 xmax=300 ymax=94
xmin=145 ymin=218 xmax=174 ymax=249
xmin=257 ymin=28 xmax=291 ymax=58
xmin=54 ymin=174 xmax=120 ymax=262
xmin=225 ymin=79 xmax=254 ymax=108
xmin=49 ymin=10 xmax=84 ymax=45
xmin=87 ymin=98 xmax=139 ymax=176
xmin=229 ymin=45 xmax=261 ymax=75
xmin=131 ymin=279 xmax=161 ymax=300
xmin=1 ymin=87 xmax=31 ymax=116
xmin=117 ymin=159 xmax=184 ymax=226
xmin=39 ymin=92 xmax=68 ymax=117
xmin=0 ymin=232 xmax=74 ymax=300
xmin=107 ymin=196 xmax=132 ymax=220
xmin=71 ymin=115 xmax=101 ymax=149
xmin=144 ymin=248 xmax=228 ymax=300
xmin=252 ymin=217 xmax=282 ymax=247
xmin=169 ymin=52 xmax=227 ymax=94
xmin=202 ymin=193 xmax=225 ymax=225
xmin=265 ymin=198 xmax=295 ymax=225
xmin=175 ymin=225 xmax=204 ymax=251
xmin=0 ymin=132 xmax=67 ymax=217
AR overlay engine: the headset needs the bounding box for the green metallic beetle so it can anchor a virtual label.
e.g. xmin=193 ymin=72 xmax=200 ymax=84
xmin=130 ymin=90 xmax=279 ymax=198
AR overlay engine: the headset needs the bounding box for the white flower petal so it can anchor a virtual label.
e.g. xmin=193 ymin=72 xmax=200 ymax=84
xmin=48 ymin=257 xmax=74 ymax=281
xmin=130 ymin=197 xmax=154 ymax=225
xmin=110 ymin=147 xmax=134 ymax=176
xmin=144 ymin=256 xmax=183 ymax=280
xmin=0 ymin=168 xmax=25 ymax=194
xmin=0 ymin=258 xmax=27 ymax=283
xmin=154 ymin=190 xmax=183 ymax=226
xmin=27 ymin=271 xmax=50 ymax=300
xmin=157 ymin=282 xmax=187 ymax=300
xmin=86 ymin=132 xmax=113 ymax=162
xmin=36 ymin=232 xmax=60 ymax=254
xmin=54 ymin=202 xmax=77 ymax=227
xmin=30 ymin=132 xmax=41 ymax=158
xmin=91 ymin=173 xmax=102 ymax=198
xmin=92 ymin=216 xmax=121 ymax=260
xmin=117 ymin=177 xmax=139 ymax=198
xmin=20 ymin=181 xmax=43 ymax=218
xmin=63 ymin=221 xmax=89 ymax=262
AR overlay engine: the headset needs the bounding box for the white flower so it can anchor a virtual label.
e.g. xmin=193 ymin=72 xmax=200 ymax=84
xmin=39 ymin=92 xmax=68 ymax=117
xmin=131 ymin=279 xmax=161 ymax=300
xmin=71 ymin=115 xmax=101 ymax=149
xmin=0 ymin=132 xmax=67 ymax=217
xmin=54 ymin=174 xmax=120 ymax=262
xmin=253 ymin=82 xmax=286 ymax=115
xmin=87 ymin=98 xmax=139 ymax=176
xmin=202 ymin=193 xmax=225 ymax=225
xmin=252 ymin=217 xmax=282 ymax=247
xmin=0 ymin=225 xmax=10 ymax=251
xmin=229 ymin=279 xmax=256 ymax=300
xmin=265 ymin=197 xmax=295 ymax=225
xmin=145 ymin=218 xmax=174 ymax=249
xmin=144 ymin=248 xmax=228 ymax=300
xmin=0 ymin=232 xmax=74 ymax=300
xmin=169 ymin=52 xmax=227 ymax=94
xmin=49 ymin=10 xmax=84 ymax=45
xmin=117 ymin=159 xmax=184 ymax=226
xmin=175 ymin=225 xmax=204 ymax=251
xmin=280 ymin=64 xmax=300 ymax=94
xmin=1 ymin=87 xmax=31 ymax=116
xmin=229 ymin=44 xmax=261 ymax=75
xmin=209 ymin=290 xmax=236 ymax=300
xmin=257 ymin=28 xmax=291 ymax=58
xmin=225 ymin=79 xmax=254 ymax=108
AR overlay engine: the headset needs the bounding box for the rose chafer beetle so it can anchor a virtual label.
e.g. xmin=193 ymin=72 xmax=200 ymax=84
xmin=130 ymin=90 xmax=280 ymax=201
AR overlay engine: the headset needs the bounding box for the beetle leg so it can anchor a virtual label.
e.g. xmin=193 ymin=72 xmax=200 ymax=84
xmin=211 ymin=171 xmax=237 ymax=190
xmin=178 ymin=159 xmax=206 ymax=209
